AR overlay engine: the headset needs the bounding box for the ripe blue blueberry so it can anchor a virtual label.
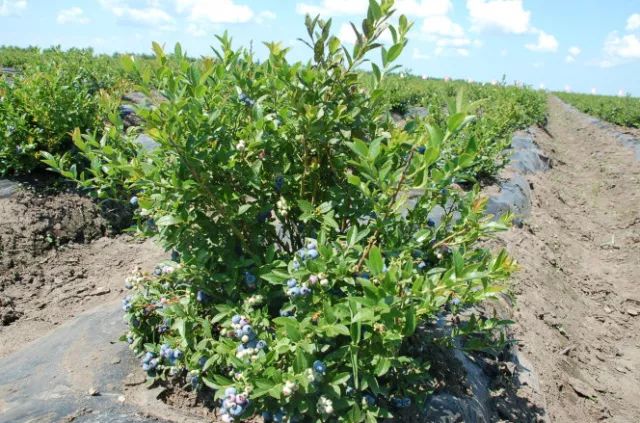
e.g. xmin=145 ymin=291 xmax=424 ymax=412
xmin=196 ymin=290 xmax=209 ymax=303
xmin=306 ymin=249 xmax=319 ymax=259
xmin=364 ymin=394 xmax=376 ymax=406
xmin=127 ymin=336 xmax=134 ymax=345
xmin=312 ymin=360 xmax=327 ymax=374
xmin=240 ymin=325 xmax=253 ymax=336
xmin=244 ymin=271 xmax=256 ymax=286
xmin=224 ymin=387 xmax=237 ymax=398
xmin=231 ymin=314 xmax=241 ymax=325
xmin=451 ymin=297 xmax=461 ymax=306
xmin=286 ymin=279 xmax=297 ymax=288
xmin=229 ymin=404 xmax=244 ymax=417
xmin=427 ymin=218 xmax=436 ymax=227
xmin=190 ymin=375 xmax=200 ymax=388
xmin=129 ymin=196 xmax=139 ymax=207
xmin=417 ymin=146 xmax=426 ymax=154
xmin=279 ymin=309 xmax=293 ymax=317
xmin=171 ymin=250 xmax=180 ymax=262
xmin=274 ymin=175 xmax=284 ymax=192
xmin=198 ymin=356 xmax=208 ymax=368
xmin=300 ymin=287 xmax=311 ymax=296
xmin=288 ymin=286 xmax=301 ymax=297
xmin=173 ymin=349 xmax=183 ymax=360
xmin=256 ymin=340 xmax=267 ymax=350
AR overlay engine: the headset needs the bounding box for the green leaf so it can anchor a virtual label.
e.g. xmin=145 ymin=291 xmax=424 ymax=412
xmin=403 ymin=308 xmax=417 ymax=336
xmin=156 ymin=215 xmax=183 ymax=227
xmin=367 ymin=246 xmax=384 ymax=275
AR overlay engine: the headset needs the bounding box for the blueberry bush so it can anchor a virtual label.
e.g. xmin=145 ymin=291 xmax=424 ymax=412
xmin=46 ymin=1 xmax=521 ymax=421
xmin=0 ymin=47 xmax=137 ymax=176
xmin=556 ymin=91 xmax=640 ymax=128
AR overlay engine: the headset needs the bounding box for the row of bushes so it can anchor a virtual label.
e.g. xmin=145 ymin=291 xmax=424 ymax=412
xmin=3 ymin=1 xmax=546 ymax=420
xmin=556 ymin=91 xmax=640 ymax=128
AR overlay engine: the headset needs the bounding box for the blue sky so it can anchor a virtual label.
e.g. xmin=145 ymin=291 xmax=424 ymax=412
xmin=1 ymin=0 xmax=639 ymax=95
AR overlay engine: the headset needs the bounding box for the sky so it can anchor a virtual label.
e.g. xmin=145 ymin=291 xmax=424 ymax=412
xmin=1 ymin=0 xmax=639 ymax=96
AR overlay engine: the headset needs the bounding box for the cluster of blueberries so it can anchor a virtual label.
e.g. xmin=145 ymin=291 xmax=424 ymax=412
xmin=391 ymin=396 xmax=412 ymax=409
xmin=157 ymin=318 xmax=171 ymax=334
xmin=223 ymin=315 xmax=267 ymax=361
xmin=285 ymin=278 xmax=311 ymax=298
xmin=238 ymin=93 xmax=255 ymax=107
xmin=159 ymin=343 xmax=183 ymax=365
xmin=141 ymin=351 xmax=159 ymax=373
xmin=296 ymin=240 xmax=320 ymax=261
xmin=121 ymin=295 xmax=133 ymax=312
xmin=220 ymin=387 xmax=250 ymax=422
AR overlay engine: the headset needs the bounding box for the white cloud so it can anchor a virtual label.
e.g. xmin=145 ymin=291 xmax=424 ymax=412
xmin=565 ymin=45 xmax=580 ymax=63
xmin=337 ymin=22 xmax=391 ymax=44
xmin=186 ymin=23 xmax=207 ymax=37
xmin=57 ymin=7 xmax=90 ymax=25
xmin=296 ymin=0 xmax=366 ymax=16
xmin=525 ymin=30 xmax=558 ymax=52
xmin=568 ymin=46 xmax=581 ymax=56
xmin=0 ymin=0 xmax=26 ymax=16
xmin=395 ymin=0 xmax=452 ymax=17
xmin=466 ymin=0 xmax=531 ymax=34
xmin=627 ymin=13 xmax=640 ymax=31
xmin=412 ymin=47 xmax=431 ymax=60
xmin=99 ymin=0 xmax=174 ymax=28
xmin=603 ymin=32 xmax=640 ymax=60
xmin=337 ymin=22 xmax=358 ymax=44
xmin=421 ymin=14 xmax=464 ymax=38
xmin=176 ymin=0 xmax=254 ymax=24
xmin=297 ymin=0 xmax=452 ymax=17
xmin=255 ymin=10 xmax=276 ymax=24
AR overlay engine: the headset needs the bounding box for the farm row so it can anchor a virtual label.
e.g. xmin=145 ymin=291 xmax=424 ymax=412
xmin=1 ymin=3 xmax=550 ymax=421
xmin=556 ymin=91 xmax=640 ymax=128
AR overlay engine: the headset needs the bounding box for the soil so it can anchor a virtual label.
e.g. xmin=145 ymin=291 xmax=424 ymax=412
xmin=0 ymin=185 xmax=166 ymax=358
xmin=497 ymin=96 xmax=640 ymax=422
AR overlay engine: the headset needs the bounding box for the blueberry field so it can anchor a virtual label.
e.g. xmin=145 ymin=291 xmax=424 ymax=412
xmin=1 ymin=1 xmax=640 ymax=422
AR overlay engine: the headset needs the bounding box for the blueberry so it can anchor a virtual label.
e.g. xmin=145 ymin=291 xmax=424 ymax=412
xmin=279 ymin=309 xmax=292 ymax=317
xmin=300 ymin=287 xmax=311 ymax=296
xmin=241 ymin=325 xmax=253 ymax=336
xmin=142 ymin=363 xmax=150 ymax=371
xmin=173 ymin=349 xmax=183 ymax=360
xmin=306 ymin=249 xmax=319 ymax=259
xmin=170 ymin=250 xmax=180 ymax=261
xmin=229 ymin=404 xmax=244 ymax=417
xmin=427 ymin=218 xmax=436 ymax=227
xmin=196 ymin=290 xmax=209 ymax=303
xmin=163 ymin=348 xmax=174 ymax=358
xmin=417 ymin=261 xmax=427 ymax=270
xmin=127 ymin=336 xmax=134 ymax=345
xmin=346 ymin=386 xmax=354 ymax=395
xmin=191 ymin=375 xmax=199 ymax=387
xmin=274 ymin=175 xmax=284 ymax=192
xmin=364 ymin=394 xmax=376 ymax=406
xmin=129 ymin=196 xmax=139 ymax=207
xmin=224 ymin=387 xmax=237 ymax=398
xmin=143 ymin=352 xmax=154 ymax=363
xmin=286 ymin=279 xmax=297 ymax=288
xmin=262 ymin=411 xmax=273 ymax=421
xmin=288 ymin=286 xmax=301 ymax=297
xmin=244 ymin=272 xmax=256 ymax=286
xmin=231 ymin=314 xmax=241 ymax=325
xmin=256 ymin=210 xmax=271 ymax=223
xmin=256 ymin=340 xmax=267 ymax=350
xmin=451 ymin=297 xmax=461 ymax=306
xmin=417 ymin=146 xmax=426 ymax=154
xmin=292 ymin=260 xmax=300 ymax=271
xmin=312 ymin=360 xmax=326 ymax=374
xmin=198 ymin=356 xmax=208 ymax=368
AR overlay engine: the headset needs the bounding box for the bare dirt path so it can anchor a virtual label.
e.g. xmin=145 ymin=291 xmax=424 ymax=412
xmin=500 ymin=96 xmax=640 ymax=422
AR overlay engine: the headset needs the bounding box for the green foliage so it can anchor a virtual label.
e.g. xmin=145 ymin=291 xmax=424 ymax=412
xmin=43 ymin=2 xmax=534 ymax=421
xmin=381 ymin=74 xmax=547 ymax=178
xmin=556 ymin=91 xmax=640 ymax=128
xmin=0 ymin=46 xmax=135 ymax=176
